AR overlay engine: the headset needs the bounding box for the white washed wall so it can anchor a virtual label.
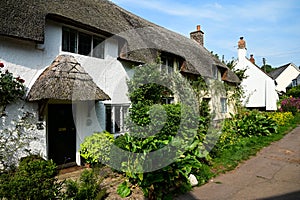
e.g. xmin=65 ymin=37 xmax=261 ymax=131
xmin=234 ymin=49 xmax=278 ymax=110
xmin=276 ymin=64 xmax=300 ymax=93
xmin=0 ymin=20 xmax=132 ymax=165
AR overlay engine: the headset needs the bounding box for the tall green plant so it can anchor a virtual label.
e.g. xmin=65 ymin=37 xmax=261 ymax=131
xmin=115 ymin=63 xmax=210 ymax=199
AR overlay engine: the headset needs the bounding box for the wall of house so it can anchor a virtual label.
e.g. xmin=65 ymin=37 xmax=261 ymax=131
xmin=234 ymin=49 xmax=278 ymax=110
xmin=0 ymin=20 xmax=132 ymax=165
xmin=276 ymin=64 xmax=300 ymax=93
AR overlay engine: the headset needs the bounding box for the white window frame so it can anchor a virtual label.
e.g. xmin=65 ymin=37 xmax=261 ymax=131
xmin=212 ymin=65 xmax=219 ymax=80
xmin=160 ymin=56 xmax=174 ymax=74
xmin=105 ymin=104 xmax=130 ymax=134
xmin=220 ymin=98 xmax=227 ymax=113
xmin=62 ymin=26 xmax=105 ymax=59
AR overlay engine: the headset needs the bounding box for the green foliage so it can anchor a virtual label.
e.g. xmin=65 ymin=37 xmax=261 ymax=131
xmin=80 ymin=131 xmax=114 ymax=165
xmin=117 ymin=181 xmax=131 ymax=198
xmin=260 ymin=64 xmax=274 ymax=73
xmin=265 ymin=112 xmax=294 ymax=126
xmin=0 ymin=65 xmax=26 ymax=109
xmin=0 ymin=155 xmax=63 ymax=200
xmin=117 ymin=63 xmax=208 ymax=199
xmin=212 ymin=113 xmax=300 ymax=175
xmin=279 ymin=97 xmax=300 ymax=115
xmin=286 ymin=85 xmax=300 ymax=98
xmin=224 ymin=59 xmax=247 ymax=113
xmin=211 ymin=110 xmax=278 ymax=158
xmin=127 ymin=64 xmax=172 ymax=106
xmin=225 ymin=110 xmax=277 ymax=137
xmin=64 ymin=169 xmax=106 ymax=200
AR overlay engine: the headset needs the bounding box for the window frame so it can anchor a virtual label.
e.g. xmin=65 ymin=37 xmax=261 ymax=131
xmin=220 ymin=97 xmax=227 ymax=113
xmin=105 ymin=104 xmax=130 ymax=134
xmin=62 ymin=26 xmax=105 ymax=59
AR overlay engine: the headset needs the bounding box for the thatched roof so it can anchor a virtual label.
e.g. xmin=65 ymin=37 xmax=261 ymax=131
xmin=27 ymin=55 xmax=110 ymax=101
xmin=0 ymin=0 xmax=240 ymax=83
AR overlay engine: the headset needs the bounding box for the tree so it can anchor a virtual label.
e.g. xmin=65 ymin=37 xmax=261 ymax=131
xmin=260 ymin=64 xmax=274 ymax=73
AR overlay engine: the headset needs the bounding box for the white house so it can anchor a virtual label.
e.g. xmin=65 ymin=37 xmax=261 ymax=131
xmin=0 ymin=0 xmax=239 ymax=167
xmin=233 ymin=38 xmax=278 ymax=110
xmin=268 ymin=63 xmax=300 ymax=94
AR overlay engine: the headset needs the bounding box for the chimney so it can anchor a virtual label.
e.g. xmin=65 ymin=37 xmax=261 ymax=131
xmin=250 ymin=54 xmax=255 ymax=64
xmin=190 ymin=25 xmax=204 ymax=46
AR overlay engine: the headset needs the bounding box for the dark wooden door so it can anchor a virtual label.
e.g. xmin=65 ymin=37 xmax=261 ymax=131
xmin=48 ymin=104 xmax=76 ymax=165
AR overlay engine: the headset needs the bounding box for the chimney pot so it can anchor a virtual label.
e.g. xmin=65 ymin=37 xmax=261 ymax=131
xmin=190 ymin=24 xmax=204 ymax=46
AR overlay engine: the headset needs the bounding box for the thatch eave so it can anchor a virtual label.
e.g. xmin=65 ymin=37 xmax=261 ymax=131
xmin=27 ymin=55 xmax=110 ymax=102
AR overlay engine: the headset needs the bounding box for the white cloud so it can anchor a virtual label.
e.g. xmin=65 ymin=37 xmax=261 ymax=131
xmin=111 ymin=0 xmax=300 ymax=66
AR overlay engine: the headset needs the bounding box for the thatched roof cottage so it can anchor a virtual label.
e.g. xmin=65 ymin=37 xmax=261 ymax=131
xmin=0 ymin=0 xmax=239 ymax=166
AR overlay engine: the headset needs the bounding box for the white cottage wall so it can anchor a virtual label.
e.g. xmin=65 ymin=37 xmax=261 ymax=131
xmin=0 ymin=20 xmax=132 ymax=165
xmin=276 ymin=64 xmax=300 ymax=93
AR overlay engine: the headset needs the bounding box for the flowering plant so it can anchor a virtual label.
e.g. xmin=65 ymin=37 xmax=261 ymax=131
xmin=265 ymin=112 xmax=294 ymax=126
xmin=280 ymin=97 xmax=300 ymax=115
xmin=0 ymin=62 xmax=26 ymax=114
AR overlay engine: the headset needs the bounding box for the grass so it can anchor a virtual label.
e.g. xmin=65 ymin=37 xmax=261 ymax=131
xmin=206 ymin=112 xmax=300 ymax=179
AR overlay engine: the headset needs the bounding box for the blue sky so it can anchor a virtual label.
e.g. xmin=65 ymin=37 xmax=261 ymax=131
xmin=110 ymin=0 xmax=300 ymax=68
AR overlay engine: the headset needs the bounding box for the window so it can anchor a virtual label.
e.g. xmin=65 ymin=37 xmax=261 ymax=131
xmin=220 ymin=98 xmax=227 ymax=113
xmin=162 ymin=97 xmax=174 ymax=104
xmin=292 ymin=79 xmax=297 ymax=87
xmin=160 ymin=56 xmax=174 ymax=74
xmin=212 ymin=65 xmax=219 ymax=80
xmin=62 ymin=27 xmax=105 ymax=59
xmin=106 ymin=104 xmax=129 ymax=133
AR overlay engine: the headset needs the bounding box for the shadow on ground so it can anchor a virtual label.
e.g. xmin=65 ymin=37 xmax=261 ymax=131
xmin=260 ymin=190 xmax=300 ymax=200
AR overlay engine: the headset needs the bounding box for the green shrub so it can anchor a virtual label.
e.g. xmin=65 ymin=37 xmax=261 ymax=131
xmin=286 ymin=85 xmax=300 ymax=98
xmin=0 ymin=155 xmax=63 ymax=200
xmin=265 ymin=112 xmax=294 ymax=126
xmin=224 ymin=110 xmax=277 ymax=137
xmin=280 ymin=97 xmax=300 ymax=115
xmin=0 ymin=64 xmax=26 ymax=109
xmin=80 ymin=131 xmax=114 ymax=165
xmin=64 ymin=169 xmax=106 ymax=200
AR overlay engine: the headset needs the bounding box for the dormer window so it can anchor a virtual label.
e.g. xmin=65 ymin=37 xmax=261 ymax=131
xmin=62 ymin=26 xmax=105 ymax=59
xmin=212 ymin=65 xmax=218 ymax=79
xmin=161 ymin=56 xmax=174 ymax=74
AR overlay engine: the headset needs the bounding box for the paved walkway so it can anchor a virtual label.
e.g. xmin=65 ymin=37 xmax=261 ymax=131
xmin=176 ymin=126 xmax=300 ymax=200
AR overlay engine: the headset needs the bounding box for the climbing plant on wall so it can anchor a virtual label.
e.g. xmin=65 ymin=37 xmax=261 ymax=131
xmin=0 ymin=61 xmax=26 ymax=115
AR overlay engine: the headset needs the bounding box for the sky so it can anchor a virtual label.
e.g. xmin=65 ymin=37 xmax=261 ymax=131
xmin=110 ymin=0 xmax=300 ymax=68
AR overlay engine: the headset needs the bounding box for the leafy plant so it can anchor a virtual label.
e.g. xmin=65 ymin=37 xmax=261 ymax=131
xmin=280 ymin=97 xmax=300 ymax=115
xmin=117 ymin=63 xmax=208 ymax=199
xmin=0 ymin=155 xmax=63 ymax=200
xmin=265 ymin=112 xmax=294 ymax=126
xmin=117 ymin=181 xmax=131 ymax=198
xmin=223 ymin=110 xmax=277 ymax=138
xmin=0 ymin=62 xmax=26 ymax=114
xmin=64 ymin=169 xmax=106 ymax=200
xmin=286 ymin=85 xmax=300 ymax=98
xmin=80 ymin=131 xmax=114 ymax=165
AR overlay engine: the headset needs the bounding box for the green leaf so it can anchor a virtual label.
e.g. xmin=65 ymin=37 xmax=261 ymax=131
xmin=117 ymin=181 xmax=131 ymax=198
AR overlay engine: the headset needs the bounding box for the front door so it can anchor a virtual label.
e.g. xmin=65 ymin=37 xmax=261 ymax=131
xmin=48 ymin=104 xmax=76 ymax=165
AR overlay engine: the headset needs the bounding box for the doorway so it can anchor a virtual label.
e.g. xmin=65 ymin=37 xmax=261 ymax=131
xmin=48 ymin=104 xmax=76 ymax=165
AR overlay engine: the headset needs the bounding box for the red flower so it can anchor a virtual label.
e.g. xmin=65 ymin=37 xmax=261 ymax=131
xmin=0 ymin=62 xmax=4 ymax=68
xmin=16 ymin=76 xmax=25 ymax=83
